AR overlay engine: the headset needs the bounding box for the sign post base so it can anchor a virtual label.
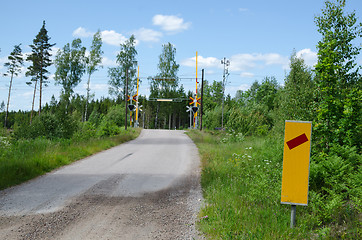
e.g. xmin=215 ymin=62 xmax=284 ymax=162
xmin=291 ymin=205 xmax=296 ymax=228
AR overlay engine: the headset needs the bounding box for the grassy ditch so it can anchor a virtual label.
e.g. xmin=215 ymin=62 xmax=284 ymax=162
xmin=187 ymin=130 xmax=361 ymax=239
xmin=0 ymin=128 xmax=141 ymax=190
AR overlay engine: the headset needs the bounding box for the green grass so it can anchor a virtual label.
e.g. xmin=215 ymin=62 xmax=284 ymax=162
xmin=0 ymin=128 xmax=141 ymax=190
xmin=187 ymin=130 xmax=361 ymax=239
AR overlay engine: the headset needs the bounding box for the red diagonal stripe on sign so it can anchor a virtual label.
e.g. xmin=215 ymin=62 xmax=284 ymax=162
xmin=287 ymin=133 xmax=308 ymax=150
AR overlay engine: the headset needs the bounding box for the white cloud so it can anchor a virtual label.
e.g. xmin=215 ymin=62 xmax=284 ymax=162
xmin=230 ymin=53 xmax=289 ymax=71
xmin=73 ymin=27 xmax=94 ymax=38
xmin=101 ymin=30 xmax=127 ymax=46
xmin=152 ymin=14 xmax=191 ymax=33
xmin=181 ymin=55 xmax=220 ymax=68
xmin=182 ymin=52 xmax=290 ymax=73
xmin=296 ymin=48 xmax=318 ymax=67
xmin=133 ymin=28 xmax=163 ymax=42
xmin=102 ymin=56 xmax=117 ymax=67
xmin=82 ymin=83 xmax=108 ymax=91
xmin=91 ymin=83 xmax=108 ymax=91
xmin=73 ymin=27 xmax=127 ymax=46
xmin=21 ymin=91 xmax=34 ymax=98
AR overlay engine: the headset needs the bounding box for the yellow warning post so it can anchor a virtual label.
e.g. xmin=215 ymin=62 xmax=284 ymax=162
xmin=281 ymin=120 xmax=312 ymax=206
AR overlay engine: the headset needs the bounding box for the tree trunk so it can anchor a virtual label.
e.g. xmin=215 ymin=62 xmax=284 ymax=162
xmin=169 ymin=113 xmax=171 ymax=130
xmin=84 ymin=73 xmax=91 ymax=122
xmin=155 ymin=102 xmax=159 ymax=129
xmin=4 ymin=74 xmax=13 ymax=128
xmin=39 ymin=57 xmax=43 ymax=116
xmin=125 ymin=69 xmax=128 ymax=130
xmin=30 ymin=80 xmax=38 ymax=124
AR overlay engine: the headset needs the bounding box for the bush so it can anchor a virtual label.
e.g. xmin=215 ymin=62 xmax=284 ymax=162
xmin=96 ymin=118 xmax=121 ymax=137
xmin=203 ymin=105 xmax=228 ymax=130
xmin=13 ymin=113 xmax=78 ymax=139
xmin=73 ymin=121 xmax=97 ymax=141
xmin=226 ymin=103 xmax=269 ymax=135
xmin=88 ymin=109 xmax=102 ymax=126
xmin=104 ymin=104 xmax=125 ymax=127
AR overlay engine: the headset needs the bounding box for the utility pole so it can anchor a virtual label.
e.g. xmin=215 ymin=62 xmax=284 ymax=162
xmin=221 ymin=57 xmax=230 ymax=130
xmin=200 ymin=69 xmax=204 ymax=131
xmin=125 ymin=68 xmax=128 ymax=130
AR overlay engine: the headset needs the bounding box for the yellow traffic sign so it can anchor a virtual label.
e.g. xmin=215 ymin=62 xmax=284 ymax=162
xmin=281 ymin=120 xmax=312 ymax=206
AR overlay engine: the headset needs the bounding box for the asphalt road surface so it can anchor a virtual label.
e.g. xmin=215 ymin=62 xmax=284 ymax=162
xmin=0 ymin=129 xmax=203 ymax=239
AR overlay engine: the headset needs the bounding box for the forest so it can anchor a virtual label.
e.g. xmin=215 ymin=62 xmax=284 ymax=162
xmin=0 ymin=0 xmax=361 ymax=238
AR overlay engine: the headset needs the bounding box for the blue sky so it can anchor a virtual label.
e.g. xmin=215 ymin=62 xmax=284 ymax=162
xmin=1 ymin=0 xmax=361 ymax=111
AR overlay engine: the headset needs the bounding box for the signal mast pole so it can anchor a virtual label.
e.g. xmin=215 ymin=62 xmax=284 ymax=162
xmin=221 ymin=57 xmax=230 ymax=130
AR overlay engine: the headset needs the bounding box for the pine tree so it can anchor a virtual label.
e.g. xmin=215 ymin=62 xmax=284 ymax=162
xmin=26 ymin=21 xmax=55 ymax=123
xmin=3 ymin=44 xmax=23 ymax=128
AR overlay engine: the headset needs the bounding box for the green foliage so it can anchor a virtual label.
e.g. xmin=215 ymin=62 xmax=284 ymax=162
xmin=188 ymin=130 xmax=361 ymax=239
xmin=203 ymin=105 xmax=223 ymax=130
xmin=108 ymin=35 xmax=137 ymax=99
xmin=279 ymin=51 xmax=315 ymax=121
xmin=88 ymin=108 xmax=102 ymax=126
xmin=202 ymin=80 xmax=223 ymax=112
xmin=54 ymin=38 xmax=86 ymax=99
xmin=85 ymin=30 xmax=103 ymax=121
xmin=314 ymin=0 xmax=362 ymax=152
xmin=3 ymin=44 xmax=24 ymax=128
xmin=3 ymin=44 xmax=23 ymax=78
xmin=26 ymin=20 xmax=55 ymax=115
xmin=309 ymin=144 xmax=361 ymax=227
xmin=13 ymin=113 xmax=78 ymax=139
xmin=96 ymin=119 xmax=121 ymax=137
xmin=104 ymin=104 xmax=125 ymax=127
xmin=150 ymin=42 xmax=180 ymax=96
xmin=226 ymin=103 xmax=269 ymax=136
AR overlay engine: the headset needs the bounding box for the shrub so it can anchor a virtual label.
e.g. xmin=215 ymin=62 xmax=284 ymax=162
xmin=13 ymin=113 xmax=78 ymax=139
xmin=226 ymin=103 xmax=269 ymax=135
xmin=104 ymin=104 xmax=125 ymax=127
xmin=96 ymin=118 xmax=121 ymax=137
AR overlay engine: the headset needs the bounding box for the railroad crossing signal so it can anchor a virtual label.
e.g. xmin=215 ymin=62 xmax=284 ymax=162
xmin=189 ymin=96 xmax=201 ymax=106
xmin=132 ymin=94 xmax=138 ymax=102
xmin=192 ymin=106 xmax=199 ymax=113
xmin=186 ymin=106 xmax=192 ymax=112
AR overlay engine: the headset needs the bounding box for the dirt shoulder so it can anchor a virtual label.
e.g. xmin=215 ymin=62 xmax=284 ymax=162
xmin=0 ymin=171 xmax=203 ymax=240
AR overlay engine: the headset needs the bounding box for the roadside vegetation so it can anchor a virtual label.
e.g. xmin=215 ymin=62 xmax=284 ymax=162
xmin=190 ymin=1 xmax=361 ymax=238
xmin=0 ymin=119 xmax=140 ymax=190
xmin=188 ymin=130 xmax=360 ymax=239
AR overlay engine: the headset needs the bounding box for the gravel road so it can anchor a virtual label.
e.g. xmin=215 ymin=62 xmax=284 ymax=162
xmin=0 ymin=129 xmax=203 ymax=239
